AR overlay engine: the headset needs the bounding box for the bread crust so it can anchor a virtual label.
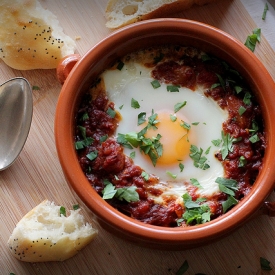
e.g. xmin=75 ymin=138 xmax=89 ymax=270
xmin=8 ymin=200 xmax=97 ymax=262
xmin=0 ymin=0 xmax=76 ymax=70
xmin=106 ymin=0 xmax=219 ymax=29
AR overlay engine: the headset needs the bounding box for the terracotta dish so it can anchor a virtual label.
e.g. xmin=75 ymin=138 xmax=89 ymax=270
xmin=55 ymin=19 xmax=275 ymax=249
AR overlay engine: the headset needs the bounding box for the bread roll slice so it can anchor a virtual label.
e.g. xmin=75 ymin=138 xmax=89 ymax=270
xmin=105 ymin=0 xmax=219 ymax=29
xmin=0 ymin=0 xmax=76 ymax=70
xmin=8 ymin=200 xmax=98 ymax=262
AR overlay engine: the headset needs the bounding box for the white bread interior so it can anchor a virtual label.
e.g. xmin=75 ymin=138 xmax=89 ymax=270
xmin=0 ymin=0 xmax=76 ymax=70
xmin=105 ymin=0 xmax=219 ymax=29
xmin=8 ymin=200 xmax=98 ymax=262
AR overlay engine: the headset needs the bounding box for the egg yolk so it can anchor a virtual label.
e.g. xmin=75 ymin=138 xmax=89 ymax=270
xmin=144 ymin=111 xmax=194 ymax=165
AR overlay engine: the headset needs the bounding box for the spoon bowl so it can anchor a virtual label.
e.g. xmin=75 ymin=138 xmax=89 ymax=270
xmin=0 ymin=77 xmax=33 ymax=171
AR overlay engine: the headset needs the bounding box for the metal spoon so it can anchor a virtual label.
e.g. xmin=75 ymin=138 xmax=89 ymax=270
xmin=0 ymin=77 xmax=33 ymax=171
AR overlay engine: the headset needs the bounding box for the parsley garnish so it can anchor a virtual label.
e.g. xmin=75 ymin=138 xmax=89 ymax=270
xmin=249 ymin=134 xmax=260 ymax=143
xmin=131 ymin=98 xmax=140 ymax=109
xmin=138 ymin=112 xmax=146 ymax=125
xmin=245 ymin=28 xmax=261 ymax=52
xmin=60 ymin=206 xmax=66 ymax=217
xmin=166 ymin=171 xmax=177 ymax=179
xmin=216 ymin=177 xmax=238 ymax=196
xmin=86 ymin=150 xmax=98 ymax=161
xmin=190 ymin=178 xmax=202 ymax=189
xmin=220 ymin=131 xmax=241 ymax=160
xmin=260 ymin=257 xmax=272 ymax=270
xmin=174 ymin=101 xmax=187 ymax=113
xmin=189 ymin=145 xmax=210 ymax=170
xmin=151 ymin=79 xmax=161 ymax=89
xmin=141 ymin=171 xmax=149 ymax=181
xmin=75 ymin=126 xmax=94 ymax=150
xmin=262 ymin=3 xmax=269 ymax=20
xmin=102 ymin=180 xmax=139 ymax=202
xmin=180 ymin=193 xmax=211 ymax=225
xmin=73 ymin=204 xmax=80 ymax=210
xmin=179 ymin=163 xmax=184 ymax=172
xmin=167 ymin=85 xmax=180 ymax=92
xmin=106 ymin=107 xmax=116 ymax=118
xmin=175 ymin=260 xmax=189 ymax=275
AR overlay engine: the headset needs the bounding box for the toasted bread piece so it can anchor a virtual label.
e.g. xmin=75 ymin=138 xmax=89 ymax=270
xmin=0 ymin=0 xmax=76 ymax=70
xmin=105 ymin=0 xmax=219 ymax=29
xmin=8 ymin=200 xmax=97 ymax=262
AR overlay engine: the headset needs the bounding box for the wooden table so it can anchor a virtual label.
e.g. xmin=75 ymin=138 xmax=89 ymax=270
xmin=1 ymin=0 xmax=275 ymax=274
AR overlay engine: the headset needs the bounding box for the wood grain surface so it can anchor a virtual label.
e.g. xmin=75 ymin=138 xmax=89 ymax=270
xmin=1 ymin=0 xmax=275 ymax=274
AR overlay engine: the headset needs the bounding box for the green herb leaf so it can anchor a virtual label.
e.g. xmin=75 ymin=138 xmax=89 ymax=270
xmin=190 ymin=178 xmax=202 ymax=189
xmin=189 ymin=145 xmax=210 ymax=170
xmin=174 ymin=101 xmax=187 ymax=113
xmin=166 ymin=171 xmax=177 ymax=179
xmin=260 ymin=257 xmax=272 ymax=270
xmin=130 ymin=151 xmax=136 ymax=159
xmin=176 ymin=260 xmax=189 ymax=275
xmin=216 ymin=177 xmax=238 ymax=196
xmin=222 ymin=195 xmax=238 ymax=213
xmin=180 ymin=121 xmax=191 ymax=131
xmin=32 ymin=85 xmax=40 ymax=90
xmin=117 ymin=133 xmax=134 ymax=149
xmin=238 ymin=106 xmax=246 ymax=116
xmin=151 ymin=79 xmax=161 ymax=89
xmin=131 ymin=98 xmax=140 ymax=109
xmin=170 ymin=114 xmax=177 ymax=122
xmin=262 ymin=3 xmax=269 ymax=20
xmin=119 ymin=104 xmax=124 ymax=110
xmin=245 ymin=28 xmax=261 ymax=52
xmin=141 ymin=171 xmax=149 ymax=181
xmin=86 ymin=150 xmax=98 ymax=161
xmin=234 ymin=86 xmax=243 ymax=94
xmin=220 ymin=131 xmax=240 ymax=160
xmin=60 ymin=206 xmax=66 ymax=217
xmin=138 ymin=112 xmax=146 ymax=125
xmin=249 ymin=134 xmax=260 ymax=143
xmin=106 ymin=107 xmax=116 ymax=118
xmin=167 ymin=85 xmax=180 ymax=92
xmin=75 ymin=137 xmax=94 ymax=150
xmin=100 ymin=135 xmax=108 ymax=143
xmin=239 ymin=156 xmax=247 ymax=167
xmin=102 ymin=183 xmax=117 ymax=199
xmin=179 ymin=163 xmax=184 ymax=172
xmin=243 ymin=92 xmax=252 ymax=105
xmin=73 ymin=204 xmax=80 ymax=210
xmin=212 ymin=139 xmax=222 ymax=146
xmin=216 ymin=74 xmax=226 ymax=90
xmin=115 ymin=186 xmax=139 ymax=202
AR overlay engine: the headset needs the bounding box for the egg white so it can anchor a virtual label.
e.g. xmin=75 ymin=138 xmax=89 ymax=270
xmin=102 ymin=61 xmax=228 ymax=201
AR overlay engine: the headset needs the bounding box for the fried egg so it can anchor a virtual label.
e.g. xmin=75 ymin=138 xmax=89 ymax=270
xmin=102 ymin=61 xmax=228 ymax=202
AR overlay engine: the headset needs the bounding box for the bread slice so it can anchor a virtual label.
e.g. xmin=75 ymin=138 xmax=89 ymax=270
xmin=105 ymin=0 xmax=219 ymax=29
xmin=0 ymin=0 xmax=76 ymax=70
xmin=8 ymin=200 xmax=98 ymax=262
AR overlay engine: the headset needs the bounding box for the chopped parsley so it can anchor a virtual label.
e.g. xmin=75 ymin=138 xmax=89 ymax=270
xmin=106 ymin=107 xmax=116 ymax=118
xmin=220 ymin=131 xmax=241 ymax=160
xmin=60 ymin=206 xmax=66 ymax=217
xmin=175 ymin=260 xmax=189 ymax=275
xmin=190 ymin=178 xmax=202 ymax=189
xmin=260 ymin=257 xmax=272 ymax=270
xmin=180 ymin=193 xmax=211 ymax=225
xmin=73 ymin=204 xmax=80 ymax=210
xmin=174 ymin=101 xmax=187 ymax=113
xmin=102 ymin=180 xmax=139 ymax=202
xmin=189 ymin=145 xmax=210 ymax=170
xmin=75 ymin=126 xmax=94 ymax=150
xmin=138 ymin=112 xmax=146 ymax=125
xmin=131 ymin=98 xmax=140 ymax=109
xmin=262 ymin=3 xmax=269 ymax=20
xmin=245 ymin=28 xmax=261 ymax=52
xmin=151 ymin=79 xmax=161 ymax=89
xmin=166 ymin=171 xmax=177 ymax=179
xmin=86 ymin=150 xmax=98 ymax=161
xmin=167 ymin=85 xmax=180 ymax=92
xmin=179 ymin=163 xmax=184 ymax=172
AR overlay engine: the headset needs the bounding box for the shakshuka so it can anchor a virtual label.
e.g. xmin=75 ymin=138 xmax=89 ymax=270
xmin=74 ymin=46 xmax=265 ymax=227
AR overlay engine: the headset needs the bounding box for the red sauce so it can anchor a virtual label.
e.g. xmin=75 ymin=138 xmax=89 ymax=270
xmin=75 ymin=46 xmax=265 ymax=227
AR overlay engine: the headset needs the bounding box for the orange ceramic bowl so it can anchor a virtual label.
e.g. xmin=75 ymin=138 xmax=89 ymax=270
xmin=55 ymin=19 xmax=275 ymax=249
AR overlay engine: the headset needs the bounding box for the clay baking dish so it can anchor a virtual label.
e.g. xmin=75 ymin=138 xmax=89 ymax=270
xmin=55 ymin=19 xmax=275 ymax=250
